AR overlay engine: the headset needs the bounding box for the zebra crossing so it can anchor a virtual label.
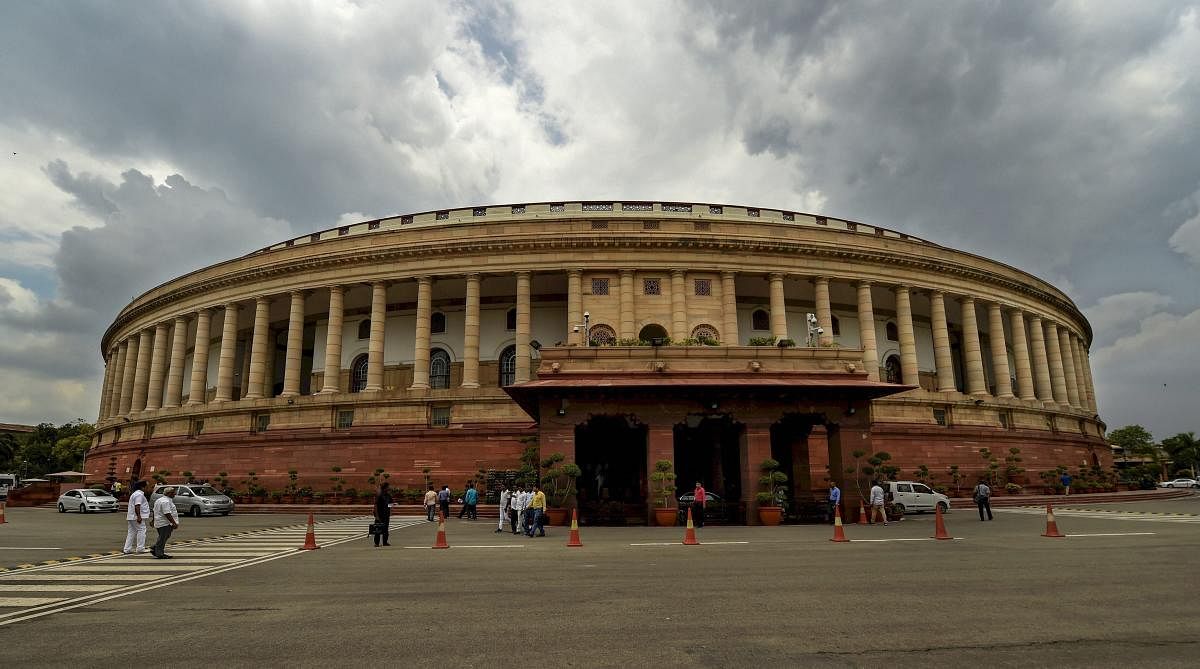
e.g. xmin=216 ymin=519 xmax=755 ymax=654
xmin=0 ymin=516 xmax=420 ymax=626
xmin=1003 ymin=506 xmax=1200 ymax=524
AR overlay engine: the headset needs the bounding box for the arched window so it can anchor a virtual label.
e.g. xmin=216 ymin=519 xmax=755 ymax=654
xmin=830 ymin=315 xmax=840 ymax=336
xmin=691 ymin=324 xmax=720 ymax=344
xmin=431 ymin=312 xmax=446 ymax=334
xmin=429 ymin=348 xmax=450 ymax=389
xmin=350 ymin=354 xmax=369 ymax=392
xmin=886 ymin=322 xmax=899 ymax=341
xmin=752 ymin=309 xmax=770 ymax=331
xmin=589 ymin=324 xmax=617 ymax=346
xmin=885 ymin=355 xmax=902 ymax=384
xmin=499 ymin=345 xmax=516 ymax=387
xmin=357 ymin=319 xmax=371 ymax=340
xmin=638 ymin=323 xmax=668 ymax=342
xmin=506 ymin=308 xmax=517 ymax=331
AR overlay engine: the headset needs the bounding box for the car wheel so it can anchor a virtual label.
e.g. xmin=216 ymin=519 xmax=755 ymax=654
xmin=191 ymin=505 xmax=202 ymax=518
xmin=79 ymin=503 xmax=87 ymax=514
xmin=220 ymin=511 xmax=230 ymax=516
xmin=893 ymin=503 xmax=906 ymax=514
xmin=937 ymin=501 xmax=949 ymax=513
xmin=57 ymin=503 xmax=65 ymax=513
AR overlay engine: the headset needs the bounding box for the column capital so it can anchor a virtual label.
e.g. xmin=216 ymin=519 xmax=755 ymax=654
xmin=670 ymin=268 xmax=686 ymax=278
xmin=567 ymin=268 xmax=582 ymax=279
xmin=856 ymin=279 xmax=872 ymax=289
xmin=720 ymin=270 xmax=736 ymax=280
xmin=619 ymin=268 xmax=635 ymax=278
xmin=223 ymin=301 xmax=240 ymax=311
xmin=254 ymin=295 xmax=272 ymax=306
xmin=464 ymin=272 xmax=482 ymax=281
xmin=768 ymin=272 xmax=786 ymax=281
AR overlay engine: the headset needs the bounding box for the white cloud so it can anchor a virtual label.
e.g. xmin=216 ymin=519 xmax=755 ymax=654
xmin=1082 ymin=291 xmax=1174 ymax=347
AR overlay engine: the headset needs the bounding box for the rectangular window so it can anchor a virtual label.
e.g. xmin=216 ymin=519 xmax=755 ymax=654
xmin=642 ymin=220 xmax=660 ymax=230
xmin=933 ymin=409 xmax=947 ymax=426
xmin=643 ymin=278 xmax=661 ymax=296
xmin=430 ymin=406 xmax=451 ymax=428
xmin=591 ymin=278 xmax=610 ymax=296
xmin=435 ymin=210 xmax=449 ymax=220
xmin=511 ymin=205 xmax=526 ymax=214
xmin=368 ymin=220 xmax=381 ymax=230
xmin=472 ymin=207 xmax=487 ymax=216
xmin=253 ymin=413 xmax=270 ymax=433
xmin=590 ymin=220 xmax=609 ymax=230
xmin=746 ymin=208 xmax=760 ymax=217
xmin=550 ymin=203 xmax=565 ymax=212
xmin=783 ymin=212 xmax=795 ymax=221
xmin=143 ymin=424 xmax=154 ymax=441
xmin=188 ymin=420 xmax=203 ymax=439
xmin=336 ymin=410 xmax=354 ymax=430
xmin=998 ymin=412 xmax=1011 ymax=430
xmin=400 ymin=215 xmax=413 ymax=225
xmin=709 ymin=206 xmax=723 ymax=214
xmin=582 ymin=202 xmax=613 ymax=211
xmin=338 ymin=226 xmax=350 ymax=236
xmin=694 ymin=279 xmax=711 ymax=296
xmin=622 ymin=202 xmax=653 ymax=211
xmin=694 ymin=221 xmax=711 ymax=232
xmin=114 ymin=427 xmax=122 ymax=442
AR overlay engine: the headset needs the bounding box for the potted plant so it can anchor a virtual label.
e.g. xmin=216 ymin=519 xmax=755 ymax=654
xmin=756 ymin=458 xmax=787 ymax=526
xmin=649 ymin=460 xmax=677 ymax=526
xmin=342 ymin=487 xmax=357 ymax=505
xmin=540 ymin=452 xmax=581 ymax=526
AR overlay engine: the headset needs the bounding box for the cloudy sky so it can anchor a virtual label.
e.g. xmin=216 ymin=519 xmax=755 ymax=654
xmin=1 ymin=1 xmax=1198 ymax=440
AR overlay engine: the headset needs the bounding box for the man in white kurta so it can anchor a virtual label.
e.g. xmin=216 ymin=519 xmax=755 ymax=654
xmin=122 ymin=480 xmax=151 ymax=554
xmin=496 ymin=485 xmax=512 ymax=533
xmin=151 ymin=487 xmax=180 ymax=558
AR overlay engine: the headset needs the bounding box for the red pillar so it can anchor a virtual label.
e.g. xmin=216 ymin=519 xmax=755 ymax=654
xmin=741 ymin=424 xmax=772 ymax=525
xmin=646 ymin=424 xmax=674 ymax=524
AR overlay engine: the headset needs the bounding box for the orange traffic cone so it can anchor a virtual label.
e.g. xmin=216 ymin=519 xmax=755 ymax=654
xmin=433 ymin=510 xmax=450 ymax=549
xmin=682 ymin=507 xmax=700 ymax=545
xmin=830 ymin=505 xmax=850 ymax=543
xmin=931 ymin=504 xmax=953 ymax=540
xmin=0 ymin=501 xmax=7 ymax=524
xmin=566 ymin=508 xmax=583 ymax=548
xmin=856 ymin=498 xmax=868 ymax=525
xmin=301 ymin=512 xmax=319 ymax=550
xmin=1041 ymin=503 xmax=1065 ymax=538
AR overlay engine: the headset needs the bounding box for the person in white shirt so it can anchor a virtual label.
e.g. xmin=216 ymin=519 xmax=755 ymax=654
xmin=123 ymin=480 xmax=151 ymax=554
xmin=511 ymin=486 xmax=529 ymax=535
xmin=151 ymin=487 xmax=180 ymax=559
xmin=496 ymin=484 xmax=512 ymax=533
xmin=869 ymin=481 xmax=888 ymax=526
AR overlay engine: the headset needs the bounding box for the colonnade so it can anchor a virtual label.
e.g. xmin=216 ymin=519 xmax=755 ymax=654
xmin=97 ymin=271 xmax=1099 ymax=422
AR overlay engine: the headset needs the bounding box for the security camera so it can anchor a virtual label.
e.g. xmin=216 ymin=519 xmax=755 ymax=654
xmin=583 ymin=311 xmax=590 ymax=319
xmin=816 ymin=327 xmax=824 ymax=334
xmin=572 ymin=325 xmax=580 ymax=332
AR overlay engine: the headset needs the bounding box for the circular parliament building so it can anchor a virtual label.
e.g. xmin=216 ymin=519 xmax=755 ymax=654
xmin=86 ymin=201 xmax=1107 ymax=523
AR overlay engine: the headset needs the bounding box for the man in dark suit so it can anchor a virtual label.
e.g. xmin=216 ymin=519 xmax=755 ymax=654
xmin=373 ymin=482 xmax=393 ymax=547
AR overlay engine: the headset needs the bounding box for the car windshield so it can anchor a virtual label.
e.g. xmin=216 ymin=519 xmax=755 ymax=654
xmin=191 ymin=486 xmax=221 ymax=496
xmin=80 ymin=490 xmax=109 ymax=497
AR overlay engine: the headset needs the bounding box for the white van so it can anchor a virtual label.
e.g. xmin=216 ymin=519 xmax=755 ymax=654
xmin=0 ymin=473 xmax=17 ymax=500
xmin=881 ymin=481 xmax=950 ymax=514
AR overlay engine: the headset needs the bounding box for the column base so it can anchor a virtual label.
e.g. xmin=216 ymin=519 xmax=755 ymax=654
xmin=460 ymin=382 xmax=480 ymax=389
xmin=279 ymin=391 xmax=299 ymax=398
xmin=362 ymin=387 xmax=382 ymax=393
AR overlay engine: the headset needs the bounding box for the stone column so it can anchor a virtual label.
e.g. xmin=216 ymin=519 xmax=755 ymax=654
xmin=1058 ymin=327 xmax=1081 ymax=409
xmin=1069 ymin=335 xmax=1090 ymax=411
xmin=365 ymin=281 xmax=387 ymax=392
xmin=163 ymin=316 xmax=189 ymax=408
xmin=856 ymin=282 xmax=879 ymax=381
xmin=567 ymin=270 xmax=582 ymax=346
xmin=721 ymin=271 xmax=738 ymax=346
xmin=97 ymin=352 xmax=115 ymax=420
xmin=144 ymin=322 xmax=170 ymax=411
xmin=515 ymin=271 xmax=531 ymax=383
xmin=244 ymin=297 xmax=271 ymax=400
xmin=118 ymin=337 xmax=138 ymax=415
xmin=320 ymin=286 xmax=345 ymax=393
xmin=987 ymin=302 xmax=1014 ymax=398
xmin=462 ymin=274 xmax=481 ymax=388
xmin=814 ymin=277 xmax=833 ymax=346
xmin=1027 ymin=315 xmax=1054 ymax=402
xmin=741 ymin=424 xmax=773 ymax=524
xmin=619 ymin=270 xmax=635 ymax=340
xmin=1044 ymin=321 xmax=1070 ymax=405
xmin=108 ymin=341 xmax=128 ymax=417
xmin=1083 ymin=349 xmax=1099 ymax=413
xmin=930 ymin=291 xmax=956 ymax=392
xmin=409 ymin=278 xmax=432 ymax=390
xmin=214 ymin=304 xmax=241 ymax=402
xmin=895 ymin=286 xmax=919 ymax=386
xmin=238 ymin=338 xmax=252 ymax=399
xmin=130 ymin=329 xmax=154 ymax=412
xmin=280 ymin=292 xmax=306 ymax=397
xmin=960 ymin=297 xmax=987 ymax=396
xmin=670 ymin=269 xmax=686 ymax=340
xmin=1009 ymin=309 xmax=1036 ymax=401
xmin=769 ymin=273 xmax=788 ymax=341
xmin=186 ymin=309 xmax=213 ymax=406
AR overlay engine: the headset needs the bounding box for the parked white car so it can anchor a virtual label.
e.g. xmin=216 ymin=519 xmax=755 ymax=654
xmin=880 ymin=481 xmax=951 ymax=514
xmin=1158 ymin=478 xmax=1198 ymax=488
xmin=57 ymin=488 xmax=119 ymax=513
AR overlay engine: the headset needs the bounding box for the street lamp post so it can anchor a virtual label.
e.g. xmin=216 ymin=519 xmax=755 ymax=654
xmin=573 ymin=311 xmax=591 ymax=346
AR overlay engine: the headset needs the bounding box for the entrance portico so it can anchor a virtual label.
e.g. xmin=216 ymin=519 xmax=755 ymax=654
xmin=506 ymin=346 xmax=909 ymax=524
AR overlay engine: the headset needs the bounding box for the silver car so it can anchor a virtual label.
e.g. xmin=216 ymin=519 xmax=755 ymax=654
xmin=57 ymin=488 xmax=119 ymax=513
xmin=150 ymin=484 xmax=234 ymax=517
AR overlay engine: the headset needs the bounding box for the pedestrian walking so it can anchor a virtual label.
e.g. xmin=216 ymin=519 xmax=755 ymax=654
xmin=512 ymin=484 xmax=529 ymax=534
xmin=373 ymin=482 xmax=393 ymax=546
xmin=1061 ymin=472 xmax=1072 ymax=496
xmin=869 ymin=481 xmax=888 ymax=525
xmin=526 ymin=484 xmax=547 ymax=537
xmin=464 ymin=483 xmax=478 ymax=520
xmin=122 ymin=480 xmax=150 ymax=554
xmin=827 ymin=481 xmax=841 ymax=524
xmin=437 ymin=485 xmax=451 ymax=519
xmin=151 ymin=486 xmax=179 ymax=558
xmin=496 ymin=484 xmax=512 ymax=533
xmin=423 ymin=486 xmax=437 ymax=522
xmin=973 ymin=479 xmax=993 ymax=521
xmin=692 ymin=481 xmax=707 ymax=528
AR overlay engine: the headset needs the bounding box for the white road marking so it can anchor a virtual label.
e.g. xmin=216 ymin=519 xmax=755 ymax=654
xmin=0 ymin=597 xmax=65 ymax=607
xmin=0 ymin=574 xmax=163 ymax=582
xmin=629 ymin=541 xmax=751 ymax=546
xmin=0 ymin=584 xmax=123 ymax=592
xmin=42 ymin=565 xmax=202 ymax=572
xmin=0 ymin=547 xmax=61 ymax=551
xmin=1063 ymin=532 xmax=1156 ymax=537
xmin=847 ymin=538 xmax=964 ymax=542
xmin=401 ymin=545 xmax=526 ymax=549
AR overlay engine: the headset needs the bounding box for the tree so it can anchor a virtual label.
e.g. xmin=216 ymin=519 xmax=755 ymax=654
xmin=1161 ymin=432 xmax=1199 ymax=477
xmin=1109 ymin=425 xmax=1157 ymax=460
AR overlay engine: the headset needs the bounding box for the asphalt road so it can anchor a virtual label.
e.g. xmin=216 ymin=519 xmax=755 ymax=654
xmin=2 ymin=495 xmax=1198 ymax=667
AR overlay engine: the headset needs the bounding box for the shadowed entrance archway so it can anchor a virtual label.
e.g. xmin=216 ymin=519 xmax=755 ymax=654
xmin=673 ymin=414 xmax=743 ymax=524
xmin=575 ymin=415 xmax=648 ymax=525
